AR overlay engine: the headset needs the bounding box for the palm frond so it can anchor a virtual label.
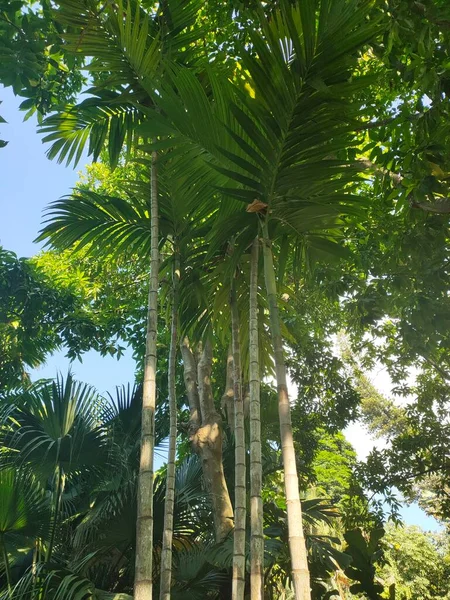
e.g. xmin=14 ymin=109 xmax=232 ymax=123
xmin=38 ymin=190 xmax=152 ymax=258
xmin=40 ymin=93 xmax=143 ymax=168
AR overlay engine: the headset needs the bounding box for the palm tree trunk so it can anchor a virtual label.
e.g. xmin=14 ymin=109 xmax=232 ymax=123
xmin=159 ymin=252 xmax=180 ymax=600
xmin=196 ymin=339 xmax=234 ymax=542
xmin=260 ymin=218 xmax=311 ymax=600
xmin=180 ymin=337 xmax=200 ymax=440
xmin=249 ymin=237 xmax=264 ymax=600
xmin=221 ymin=345 xmax=235 ymax=431
xmin=180 ymin=338 xmax=234 ymax=541
xmin=230 ymin=278 xmax=246 ymax=600
xmin=135 ymin=149 xmax=159 ymax=600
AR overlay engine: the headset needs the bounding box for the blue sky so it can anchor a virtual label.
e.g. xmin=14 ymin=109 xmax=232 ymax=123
xmin=0 ymin=86 xmax=442 ymax=530
xmin=1 ymin=86 xmax=137 ymax=394
xmin=1 ymin=87 xmax=82 ymax=258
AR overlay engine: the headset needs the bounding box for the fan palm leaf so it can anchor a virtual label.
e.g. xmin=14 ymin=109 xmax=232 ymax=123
xmin=0 ymin=468 xmax=50 ymax=590
xmin=1 ymin=374 xmax=111 ymax=479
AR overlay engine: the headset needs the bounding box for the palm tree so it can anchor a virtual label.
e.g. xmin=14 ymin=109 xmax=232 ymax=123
xmin=159 ymin=248 xmax=180 ymax=600
xmin=249 ymin=237 xmax=263 ymax=599
xmin=35 ymin=3 xmax=381 ymax=595
xmin=1 ymin=375 xmax=110 ymax=562
xmin=0 ymin=376 xmax=236 ymax=599
xmin=230 ymin=274 xmax=246 ymax=600
xmin=37 ymin=1 xmax=207 ymax=594
xmin=144 ymin=2 xmax=378 ymax=596
xmin=134 ymin=145 xmax=159 ymax=599
xmin=37 ymin=150 xmax=236 ymax=537
xmin=38 ymin=2 xmax=162 ymax=589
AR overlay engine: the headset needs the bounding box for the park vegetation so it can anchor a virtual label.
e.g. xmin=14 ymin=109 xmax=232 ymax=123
xmin=1 ymin=0 xmax=450 ymax=598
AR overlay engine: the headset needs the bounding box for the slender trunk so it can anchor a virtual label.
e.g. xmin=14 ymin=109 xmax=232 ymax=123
xmin=230 ymin=279 xmax=246 ymax=600
xmin=135 ymin=149 xmax=159 ymax=600
xmin=46 ymin=465 xmax=64 ymax=563
xmin=159 ymin=252 xmax=180 ymax=600
xmin=221 ymin=345 xmax=235 ymax=431
xmin=1 ymin=533 xmax=12 ymax=595
xmin=249 ymin=237 xmax=264 ymax=600
xmin=243 ymin=384 xmax=250 ymax=420
xmin=181 ymin=338 xmax=234 ymax=542
xmin=260 ymin=219 xmax=311 ymax=600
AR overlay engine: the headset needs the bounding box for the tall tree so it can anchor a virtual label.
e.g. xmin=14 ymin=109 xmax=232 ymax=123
xmin=230 ymin=275 xmax=246 ymax=600
xmin=159 ymin=250 xmax=180 ymax=600
xmin=34 ymin=1 xmax=209 ymax=593
xmin=260 ymin=217 xmax=310 ymax=598
xmin=149 ymin=3 xmax=379 ymax=596
xmin=249 ymin=237 xmax=264 ymax=599
xmin=134 ymin=147 xmax=159 ymax=599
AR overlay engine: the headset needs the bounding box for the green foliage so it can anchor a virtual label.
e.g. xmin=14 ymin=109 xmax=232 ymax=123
xmin=263 ymin=499 xmax=353 ymax=599
xmin=343 ymin=528 xmax=385 ymax=599
xmin=0 ymin=0 xmax=84 ymax=115
xmin=380 ymin=524 xmax=450 ymax=600
xmin=0 ymin=374 xmax=212 ymax=597
xmin=356 ymin=373 xmax=408 ymax=440
xmin=3 ymin=0 xmax=450 ymax=596
xmin=0 ymin=246 xmax=146 ymax=389
xmin=0 ymin=468 xmax=50 ymax=576
xmin=312 ymin=433 xmax=357 ymax=502
xmin=343 ymin=203 xmax=450 ymax=386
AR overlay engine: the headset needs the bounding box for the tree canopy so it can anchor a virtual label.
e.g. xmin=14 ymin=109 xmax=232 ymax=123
xmin=1 ymin=0 xmax=450 ymax=598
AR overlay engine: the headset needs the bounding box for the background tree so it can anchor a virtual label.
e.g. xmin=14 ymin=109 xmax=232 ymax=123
xmin=0 ymin=246 xmax=139 ymax=390
xmin=379 ymin=524 xmax=450 ymax=600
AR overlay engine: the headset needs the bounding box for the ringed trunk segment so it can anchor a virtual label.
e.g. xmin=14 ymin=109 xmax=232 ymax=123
xmin=135 ymin=150 xmax=159 ymax=600
xmin=230 ymin=279 xmax=246 ymax=600
xmin=260 ymin=218 xmax=311 ymax=600
xmin=159 ymin=252 xmax=180 ymax=600
xmin=249 ymin=237 xmax=264 ymax=600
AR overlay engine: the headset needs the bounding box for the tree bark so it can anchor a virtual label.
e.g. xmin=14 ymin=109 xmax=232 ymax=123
xmin=159 ymin=252 xmax=180 ymax=600
xmin=230 ymin=279 xmax=246 ymax=600
xmin=180 ymin=337 xmax=200 ymax=439
xmin=249 ymin=237 xmax=264 ymax=600
xmin=135 ymin=149 xmax=159 ymax=600
xmin=180 ymin=337 xmax=234 ymax=542
xmin=243 ymin=383 xmax=250 ymax=420
xmin=260 ymin=218 xmax=311 ymax=600
xmin=221 ymin=345 xmax=235 ymax=431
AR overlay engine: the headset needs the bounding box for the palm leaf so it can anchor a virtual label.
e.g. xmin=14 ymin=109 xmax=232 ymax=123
xmin=40 ymin=93 xmax=143 ymax=168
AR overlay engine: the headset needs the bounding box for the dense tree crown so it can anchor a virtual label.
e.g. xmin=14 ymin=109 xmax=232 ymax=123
xmin=1 ymin=0 xmax=450 ymax=598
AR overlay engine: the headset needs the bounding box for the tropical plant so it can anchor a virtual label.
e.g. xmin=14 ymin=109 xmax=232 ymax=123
xmin=249 ymin=236 xmax=264 ymax=599
xmin=138 ymin=2 xmax=380 ymax=597
xmin=7 ymin=1 xmax=450 ymax=598
xmin=0 ymin=468 xmax=50 ymax=594
xmin=34 ymin=0 xmax=210 ymax=594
